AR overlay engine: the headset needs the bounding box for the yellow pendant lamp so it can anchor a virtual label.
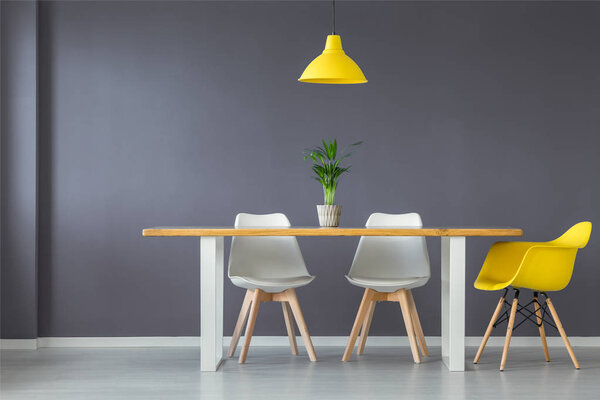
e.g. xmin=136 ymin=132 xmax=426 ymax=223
xmin=299 ymin=0 xmax=367 ymax=84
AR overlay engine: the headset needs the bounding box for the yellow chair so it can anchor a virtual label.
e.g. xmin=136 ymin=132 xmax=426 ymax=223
xmin=473 ymin=222 xmax=592 ymax=371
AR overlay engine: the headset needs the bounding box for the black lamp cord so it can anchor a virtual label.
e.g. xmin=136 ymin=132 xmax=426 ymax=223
xmin=332 ymin=0 xmax=336 ymax=34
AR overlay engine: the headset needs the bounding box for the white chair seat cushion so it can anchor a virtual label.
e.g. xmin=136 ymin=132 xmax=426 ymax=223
xmin=345 ymin=275 xmax=429 ymax=292
xmin=230 ymin=275 xmax=315 ymax=293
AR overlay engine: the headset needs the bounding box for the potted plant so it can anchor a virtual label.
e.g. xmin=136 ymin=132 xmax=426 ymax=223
xmin=304 ymin=139 xmax=362 ymax=227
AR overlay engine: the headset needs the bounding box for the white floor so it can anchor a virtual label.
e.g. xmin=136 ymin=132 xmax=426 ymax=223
xmin=2 ymin=346 xmax=599 ymax=400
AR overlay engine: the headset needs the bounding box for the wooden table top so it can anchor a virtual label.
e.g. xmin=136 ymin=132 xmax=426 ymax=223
xmin=142 ymin=227 xmax=523 ymax=237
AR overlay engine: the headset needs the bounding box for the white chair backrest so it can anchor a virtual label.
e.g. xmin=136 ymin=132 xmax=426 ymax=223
xmin=228 ymin=213 xmax=310 ymax=279
xmin=348 ymin=213 xmax=431 ymax=280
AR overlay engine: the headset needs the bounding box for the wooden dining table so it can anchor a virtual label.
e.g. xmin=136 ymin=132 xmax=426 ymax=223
xmin=142 ymin=226 xmax=523 ymax=372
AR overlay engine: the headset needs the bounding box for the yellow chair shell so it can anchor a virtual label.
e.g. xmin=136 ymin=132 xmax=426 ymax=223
xmin=474 ymin=222 xmax=592 ymax=292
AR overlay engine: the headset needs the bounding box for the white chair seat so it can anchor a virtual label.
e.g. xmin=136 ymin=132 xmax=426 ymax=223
xmin=228 ymin=213 xmax=314 ymax=293
xmin=346 ymin=213 xmax=431 ymax=289
xmin=230 ymin=275 xmax=315 ymax=293
xmin=345 ymin=275 xmax=429 ymax=292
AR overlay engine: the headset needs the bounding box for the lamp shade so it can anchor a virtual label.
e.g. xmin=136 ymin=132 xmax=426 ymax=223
xmin=299 ymin=35 xmax=367 ymax=84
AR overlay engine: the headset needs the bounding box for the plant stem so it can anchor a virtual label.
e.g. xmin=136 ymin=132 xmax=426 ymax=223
xmin=323 ymin=185 xmax=336 ymax=205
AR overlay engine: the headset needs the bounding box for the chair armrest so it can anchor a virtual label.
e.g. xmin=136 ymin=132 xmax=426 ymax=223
xmin=474 ymin=241 xmax=538 ymax=290
xmin=512 ymin=245 xmax=579 ymax=291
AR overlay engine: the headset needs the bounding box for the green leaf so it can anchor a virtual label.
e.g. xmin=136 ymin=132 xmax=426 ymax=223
xmin=304 ymin=139 xmax=362 ymax=203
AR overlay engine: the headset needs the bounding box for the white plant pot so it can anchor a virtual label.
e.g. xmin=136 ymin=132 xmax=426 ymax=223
xmin=316 ymin=205 xmax=342 ymax=227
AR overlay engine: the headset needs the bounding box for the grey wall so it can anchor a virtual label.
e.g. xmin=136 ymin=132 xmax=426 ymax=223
xmin=1 ymin=0 xmax=38 ymax=339
xmin=2 ymin=1 xmax=600 ymax=339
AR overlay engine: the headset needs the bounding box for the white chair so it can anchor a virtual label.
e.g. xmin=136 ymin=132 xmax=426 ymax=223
xmin=342 ymin=212 xmax=431 ymax=363
xmin=227 ymin=213 xmax=317 ymax=363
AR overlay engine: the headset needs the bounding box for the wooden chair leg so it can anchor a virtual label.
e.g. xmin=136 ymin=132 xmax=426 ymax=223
xmin=474 ymin=291 xmax=506 ymax=364
xmin=500 ymin=289 xmax=519 ymax=371
xmin=357 ymin=300 xmax=376 ymax=355
xmin=398 ymin=289 xmax=421 ymax=364
xmin=533 ymin=293 xmax=550 ymax=362
xmin=545 ymin=295 xmax=580 ymax=369
xmin=407 ymin=290 xmax=428 ymax=357
xmin=342 ymin=289 xmax=375 ymax=361
xmin=285 ymin=289 xmax=317 ymax=362
xmin=227 ymin=290 xmax=253 ymax=358
xmin=239 ymin=289 xmax=262 ymax=364
xmin=281 ymin=302 xmax=298 ymax=355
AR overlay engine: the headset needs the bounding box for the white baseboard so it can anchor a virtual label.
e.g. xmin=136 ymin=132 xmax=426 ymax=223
xmin=467 ymin=336 xmax=600 ymax=347
xmin=37 ymin=336 xmax=201 ymax=348
xmin=0 ymin=339 xmax=38 ymax=350
xmin=2 ymin=336 xmax=600 ymax=350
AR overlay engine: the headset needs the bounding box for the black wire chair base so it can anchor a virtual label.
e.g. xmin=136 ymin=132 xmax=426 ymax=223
xmin=492 ymin=289 xmax=558 ymax=332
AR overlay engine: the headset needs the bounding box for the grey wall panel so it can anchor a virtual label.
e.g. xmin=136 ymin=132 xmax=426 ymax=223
xmin=1 ymin=0 xmax=38 ymax=339
xmin=15 ymin=0 xmax=600 ymax=338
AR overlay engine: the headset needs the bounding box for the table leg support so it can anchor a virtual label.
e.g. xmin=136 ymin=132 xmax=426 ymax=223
xmin=200 ymin=236 xmax=224 ymax=372
xmin=441 ymin=236 xmax=466 ymax=372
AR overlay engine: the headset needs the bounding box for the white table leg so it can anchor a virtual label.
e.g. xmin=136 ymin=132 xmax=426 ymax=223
xmin=200 ymin=236 xmax=224 ymax=372
xmin=441 ymin=236 xmax=466 ymax=371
